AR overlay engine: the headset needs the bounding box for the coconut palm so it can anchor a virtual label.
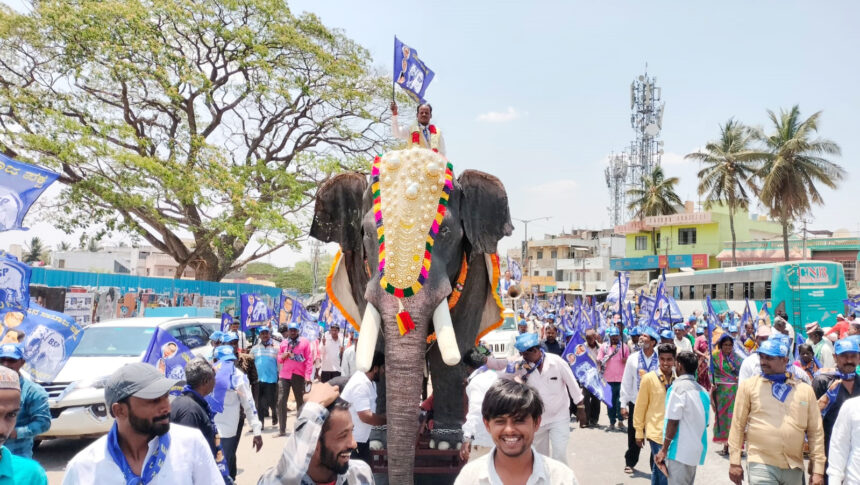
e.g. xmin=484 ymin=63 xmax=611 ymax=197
xmin=686 ymin=119 xmax=759 ymax=266
xmin=627 ymin=166 xmax=683 ymax=255
xmin=23 ymin=237 xmax=45 ymax=263
xmin=751 ymin=106 xmax=844 ymax=260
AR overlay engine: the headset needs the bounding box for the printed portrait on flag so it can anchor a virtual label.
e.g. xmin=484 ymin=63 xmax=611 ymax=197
xmin=240 ymin=293 xmax=268 ymax=329
xmin=394 ymin=37 xmax=435 ymax=104
xmin=5 ymin=303 xmax=85 ymax=381
xmin=0 ymin=254 xmax=30 ymax=312
xmin=0 ymin=154 xmax=59 ymax=232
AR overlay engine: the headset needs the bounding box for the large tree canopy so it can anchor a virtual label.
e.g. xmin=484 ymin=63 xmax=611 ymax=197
xmin=0 ymin=0 xmax=393 ymax=280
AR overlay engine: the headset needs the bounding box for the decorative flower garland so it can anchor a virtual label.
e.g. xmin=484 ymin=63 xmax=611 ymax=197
xmin=371 ymin=154 xmax=454 ymax=335
xmin=410 ymin=125 xmax=439 ymax=152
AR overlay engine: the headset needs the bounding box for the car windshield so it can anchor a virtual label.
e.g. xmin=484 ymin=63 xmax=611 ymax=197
xmin=500 ymin=316 xmax=517 ymax=331
xmin=72 ymin=326 xmax=156 ymax=357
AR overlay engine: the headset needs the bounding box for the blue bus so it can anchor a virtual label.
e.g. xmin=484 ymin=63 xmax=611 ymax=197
xmin=665 ymin=261 xmax=847 ymax=336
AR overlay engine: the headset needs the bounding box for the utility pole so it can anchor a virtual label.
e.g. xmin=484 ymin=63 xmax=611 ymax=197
xmin=310 ymin=239 xmax=322 ymax=296
xmin=513 ymin=216 xmax=550 ymax=285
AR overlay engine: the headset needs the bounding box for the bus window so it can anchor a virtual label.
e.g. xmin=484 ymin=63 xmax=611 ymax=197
xmin=711 ymin=284 xmax=717 ymax=299
xmin=765 ymin=281 xmax=772 ymax=299
xmin=673 ymin=286 xmax=680 ymax=300
xmin=717 ymin=283 xmax=726 ymax=299
xmin=753 ymin=281 xmax=765 ymax=300
xmin=743 ymin=282 xmax=751 ymax=299
xmin=689 ymin=285 xmax=695 ymax=299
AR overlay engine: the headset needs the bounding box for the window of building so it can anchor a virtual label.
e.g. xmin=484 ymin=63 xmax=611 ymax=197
xmin=727 ymin=283 xmax=734 ymax=299
xmin=689 ymin=285 xmax=695 ymax=299
xmin=678 ymin=228 xmax=697 ymax=245
xmin=655 ymin=237 xmax=661 ymax=249
xmin=58 ymin=259 xmax=65 ymax=269
xmin=595 ymin=272 xmax=601 ymax=281
xmin=533 ymin=270 xmax=539 ymax=276
xmin=546 ymin=271 xmax=553 ymax=277
xmin=556 ymin=270 xmax=563 ymax=280
xmin=843 ymin=260 xmax=856 ymax=283
xmin=537 ymin=250 xmax=543 ymax=259
xmin=550 ymin=250 xmax=557 ymax=259
xmin=711 ymin=284 xmax=717 ymax=299
xmin=635 ymin=236 xmax=648 ymax=251
xmin=765 ymin=281 xmax=772 ymax=299
xmin=742 ymin=282 xmax=751 ymax=299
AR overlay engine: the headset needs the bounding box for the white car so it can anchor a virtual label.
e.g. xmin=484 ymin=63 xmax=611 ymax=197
xmin=37 ymin=317 xmax=220 ymax=440
xmin=481 ymin=309 xmax=519 ymax=359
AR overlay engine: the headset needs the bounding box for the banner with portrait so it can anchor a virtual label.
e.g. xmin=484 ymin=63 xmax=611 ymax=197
xmin=0 ymin=154 xmax=59 ymax=232
xmin=562 ymin=331 xmax=612 ymax=407
xmin=2 ymin=303 xmax=84 ymax=382
xmin=393 ymin=36 xmax=435 ymax=104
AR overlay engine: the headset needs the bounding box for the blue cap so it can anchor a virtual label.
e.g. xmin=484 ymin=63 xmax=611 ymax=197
xmin=213 ymin=345 xmax=237 ymax=362
xmin=769 ymin=333 xmax=790 ymax=345
xmin=758 ymin=339 xmax=788 ymax=358
xmin=221 ymin=332 xmax=239 ymax=343
xmin=514 ymin=332 xmax=540 ymax=353
xmin=209 ymin=331 xmax=223 ymax=342
xmin=0 ymin=343 xmax=23 ymax=360
xmin=673 ymin=323 xmax=686 ymax=331
xmin=727 ymin=324 xmax=738 ymax=333
xmin=835 ymin=339 xmax=860 ymax=355
xmin=688 ymin=315 xmax=697 ymax=323
xmin=518 ymin=319 xmax=528 ymax=327
xmin=660 ymin=329 xmax=674 ymax=340
xmin=607 ymin=327 xmax=620 ymax=337
xmin=288 ymin=322 xmax=300 ymax=330
xmin=629 ymin=325 xmax=642 ymax=336
xmin=643 ymin=327 xmax=660 ymax=342
xmin=696 ymin=325 xmax=705 ymax=335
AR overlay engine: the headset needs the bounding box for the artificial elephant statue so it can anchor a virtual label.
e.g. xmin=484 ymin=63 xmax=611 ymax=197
xmin=310 ymin=147 xmax=512 ymax=483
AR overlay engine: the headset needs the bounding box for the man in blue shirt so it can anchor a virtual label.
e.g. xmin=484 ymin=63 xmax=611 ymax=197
xmin=0 ymin=364 xmax=48 ymax=484
xmin=251 ymin=328 xmax=279 ymax=429
xmin=0 ymin=344 xmax=49 ymax=459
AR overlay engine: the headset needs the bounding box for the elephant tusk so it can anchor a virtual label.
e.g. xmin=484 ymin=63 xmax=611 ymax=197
xmin=432 ymin=299 xmax=461 ymax=366
xmin=356 ymin=303 xmax=382 ymax=373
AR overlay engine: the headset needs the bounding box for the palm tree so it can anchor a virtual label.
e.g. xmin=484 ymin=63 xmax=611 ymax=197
xmin=627 ymin=166 xmax=683 ymax=255
xmin=686 ymin=119 xmax=759 ymax=266
xmin=57 ymin=241 xmax=71 ymax=251
xmin=86 ymin=237 xmax=102 ymax=253
xmin=751 ymin=106 xmax=844 ymax=260
xmin=23 ymin=237 xmax=45 ymax=263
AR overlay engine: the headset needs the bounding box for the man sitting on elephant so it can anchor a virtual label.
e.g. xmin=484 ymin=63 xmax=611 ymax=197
xmin=390 ymin=102 xmax=446 ymax=155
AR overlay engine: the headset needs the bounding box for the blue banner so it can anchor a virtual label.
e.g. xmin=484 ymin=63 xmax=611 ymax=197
xmin=220 ymin=312 xmax=234 ymax=332
xmin=142 ymin=327 xmax=194 ymax=390
xmin=2 ymin=303 xmax=84 ymax=381
xmin=562 ymin=331 xmax=612 ymax=406
xmin=206 ymin=359 xmax=234 ymax=414
xmin=0 ymin=154 xmax=59 ymax=232
xmin=394 ymin=36 xmax=435 ymax=104
xmin=507 ymin=256 xmax=522 ymax=282
xmin=318 ymin=294 xmax=348 ymax=331
xmin=240 ymin=293 xmax=269 ymax=330
xmin=0 ymin=253 xmax=30 ymax=312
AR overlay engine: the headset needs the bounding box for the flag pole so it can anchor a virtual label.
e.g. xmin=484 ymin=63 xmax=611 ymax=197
xmin=392 ymin=35 xmax=396 ymax=103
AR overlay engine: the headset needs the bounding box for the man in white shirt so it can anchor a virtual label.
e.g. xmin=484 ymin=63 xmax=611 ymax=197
xmin=389 ymin=102 xmax=447 ymax=155
xmin=340 ymin=329 xmax=358 ymax=380
xmin=340 ymin=351 xmax=386 ymax=465
xmin=807 ymin=322 xmax=837 ymax=369
xmin=454 ymin=379 xmax=578 ymax=485
xmin=212 ymin=345 xmax=263 ymax=480
xmin=827 ymin=395 xmax=860 ymax=485
xmin=620 ymin=327 xmax=660 ymax=475
xmin=672 ymin=323 xmax=692 ymax=353
xmin=319 ymin=323 xmax=344 ymax=383
xmin=654 ymin=351 xmax=710 ymax=485
xmin=63 ymin=362 xmax=221 ymax=484
xmin=506 ymin=332 xmax=584 ymax=464
xmin=460 ymin=348 xmax=501 ymax=462
xmin=739 ymin=334 xmax=810 ymax=384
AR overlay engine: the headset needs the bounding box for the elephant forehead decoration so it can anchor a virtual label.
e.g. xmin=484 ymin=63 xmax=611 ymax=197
xmin=371 ymin=148 xmax=453 ymax=334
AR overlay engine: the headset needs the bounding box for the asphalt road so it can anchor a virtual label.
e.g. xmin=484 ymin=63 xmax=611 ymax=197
xmin=37 ymin=404 xmax=745 ymax=485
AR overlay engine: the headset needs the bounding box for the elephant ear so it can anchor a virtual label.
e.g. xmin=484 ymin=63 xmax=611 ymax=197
xmin=457 ymin=170 xmax=513 ymax=253
xmin=311 ymin=172 xmax=369 ymax=329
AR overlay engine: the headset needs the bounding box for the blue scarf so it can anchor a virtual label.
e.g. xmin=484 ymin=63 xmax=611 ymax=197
xmin=106 ymin=422 xmax=170 ymax=485
xmin=521 ymin=350 xmax=545 ymax=381
xmin=182 ymin=386 xmax=230 ymax=481
xmin=761 ymin=372 xmax=791 ymax=403
xmin=639 ymin=349 xmax=657 ymax=374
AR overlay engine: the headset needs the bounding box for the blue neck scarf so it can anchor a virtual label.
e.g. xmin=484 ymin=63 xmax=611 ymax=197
xmin=522 ymin=350 xmax=545 ymax=381
xmin=639 ymin=349 xmax=657 ymax=374
xmin=761 ymin=372 xmax=791 ymax=402
xmin=182 ymin=386 xmax=230 ymax=480
xmin=106 ymin=422 xmax=170 ymax=485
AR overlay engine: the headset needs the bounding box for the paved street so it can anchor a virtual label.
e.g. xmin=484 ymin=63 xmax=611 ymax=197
xmin=36 ymin=404 xmax=746 ymax=485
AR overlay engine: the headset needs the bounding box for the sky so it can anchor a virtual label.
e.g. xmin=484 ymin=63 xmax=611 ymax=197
xmin=2 ymin=0 xmax=859 ymax=266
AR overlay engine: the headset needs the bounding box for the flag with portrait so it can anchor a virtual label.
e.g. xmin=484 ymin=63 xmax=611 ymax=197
xmin=0 ymin=154 xmax=59 ymax=232
xmin=393 ymin=37 xmax=435 ymax=104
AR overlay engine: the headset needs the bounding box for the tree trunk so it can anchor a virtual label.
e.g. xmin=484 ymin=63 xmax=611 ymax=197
xmin=781 ymin=217 xmax=790 ymax=261
xmin=651 ymin=228 xmax=657 ymax=255
xmin=729 ymin=210 xmax=737 ymax=267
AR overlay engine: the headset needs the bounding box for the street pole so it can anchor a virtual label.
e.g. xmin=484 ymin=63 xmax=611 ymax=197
xmin=513 ymin=216 xmax=550 ymax=290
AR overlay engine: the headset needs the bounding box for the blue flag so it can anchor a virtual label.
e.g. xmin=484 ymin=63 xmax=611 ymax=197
xmin=4 ymin=303 xmax=84 ymax=381
xmin=507 ymin=257 xmax=522 ymax=282
xmin=562 ymin=331 xmax=613 ymax=406
xmin=220 ymin=312 xmax=233 ymax=332
xmin=394 ymin=37 xmax=435 ymax=104
xmin=142 ymin=327 xmax=194 ymax=392
xmin=0 ymin=253 xmax=31 ymax=312
xmin=705 ymin=295 xmax=719 ymax=375
xmin=0 ymin=154 xmax=59 ymax=232
xmin=206 ymin=359 xmax=234 ymax=414
xmin=240 ymin=294 xmax=269 ymax=330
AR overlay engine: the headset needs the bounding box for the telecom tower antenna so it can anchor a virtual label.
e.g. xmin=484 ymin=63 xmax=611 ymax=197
xmin=626 ymin=69 xmax=665 ymax=217
xmin=604 ymin=151 xmax=628 ymax=226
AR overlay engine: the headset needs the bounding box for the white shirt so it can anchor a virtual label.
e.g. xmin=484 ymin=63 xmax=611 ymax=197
xmin=340 ymin=345 xmax=357 ymax=380
xmin=320 ymin=333 xmax=343 ymax=372
xmin=391 ymin=114 xmax=447 ymax=155
xmin=454 ymin=447 xmax=578 ymax=485
xmin=214 ymin=365 xmax=263 ymax=439
xmin=341 ymin=372 xmax=377 ymax=443
xmin=664 ymin=375 xmax=710 ymax=466
xmin=738 ymin=353 xmax=811 ymax=385
xmin=815 ymin=338 xmax=837 ymax=368
xmin=62 ymin=424 xmax=221 ymax=485
xmin=462 ymin=369 xmax=500 ymax=448
xmin=508 ymin=353 xmax=583 ymax=426
xmin=674 ymin=336 xmax=692 ymax=353
xmin=827 ymin=396 xmax=860 ymax=485
xmin=620 ymin=349 xmax=657 ymax=406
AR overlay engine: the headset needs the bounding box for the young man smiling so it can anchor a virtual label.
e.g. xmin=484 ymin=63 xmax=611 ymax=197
xmin=454 ymin=379 xmax=578 ymax=485
xmin=633 ymin=342 xmax=677 ymax=485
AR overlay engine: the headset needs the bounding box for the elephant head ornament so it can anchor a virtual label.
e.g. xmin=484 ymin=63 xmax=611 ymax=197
xmin=311 ymin=147 xmax=512 ymax=482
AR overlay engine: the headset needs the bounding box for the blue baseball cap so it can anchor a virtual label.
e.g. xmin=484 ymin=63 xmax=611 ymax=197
xmin=514 ymin=332 xmax=540 ymax=353
xmin=673 ymin=323 xmax=686 ymax=331
xmin=209 ymin=331 xmax=223 ymax=342
xmin=0 ymin=344 xmax=23 ymax=360
xmin=607 ymin=327 xmax=620 ymax=337
xmin=769 ymin=333 xmax=790 ymax=345
xmin=287 ymin=322 xmax=300 ymax=330
xmin=727 ymin=324 xmax=738 ymax=333
xmin=629 ymin=326 xmax=642 ymax=336
xmin=518 ymin=319 xmax=528 ymax=327
xmin=221 ymin=332 xmax=239 ymax=343
xmin=660 ymin=329 xmax=674 ymax=340
xmin=688 ymin=315 xmax=697 ymax=323
xmin=696 ymin=325 xmax=705 ymax=335
xmin=758 ymin=339 xmax=788 ymax=358
xmin=835 ymin=339 xmax=860 ymax=355
xmin=213 ymin=345 xmax=237 ymax=362
xmin=643 ymin=327 xmax=660 ymax=342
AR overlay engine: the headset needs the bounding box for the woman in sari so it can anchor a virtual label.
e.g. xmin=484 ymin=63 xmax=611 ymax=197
xmin=693 ymin=325 xmax=711 ymax=391
xmin=792 ymin=343 xmax=821 ymax=381
xmin=711 ymin=333 xmax=743 ymax=455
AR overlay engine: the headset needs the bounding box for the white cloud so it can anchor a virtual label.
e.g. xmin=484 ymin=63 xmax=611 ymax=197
xmin=476 ymin=107 xmax=523 ymax=123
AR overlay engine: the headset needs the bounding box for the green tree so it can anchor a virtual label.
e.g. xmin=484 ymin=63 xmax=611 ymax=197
xmin=0 ymin=0 xmax=393 ymax=281
xmin=56 ymin=241 xmax=71 ymax=251
xmin=751 ymin=106 xmax=844 ymax=260
xmin=274 ymin=253 xmax=332 ymax=294
xmin=626 ymin=166 xmax=683 ymax=255
xmin=23 ymin=237 xmax=45 ymax=263
xmin=686 ymin=119 xmax=759 ymax=266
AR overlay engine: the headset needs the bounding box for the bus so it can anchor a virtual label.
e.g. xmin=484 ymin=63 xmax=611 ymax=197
xmin=664 ymin=261 xmax=847 ymax=336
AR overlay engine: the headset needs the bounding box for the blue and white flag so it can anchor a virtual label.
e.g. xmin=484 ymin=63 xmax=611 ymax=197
xmin=394 ymin=37 xmax=435 ymax=104
xmin=240 ymin=293 xmax=269 ymax=330
xmin=562 ymin=331 xmax=612 ymax=406
xmin=607 ymin=272 xmax=629 ymax=307
xmin=4 ymin=303 xmax=84 ymax=382
xmin=0 ymin=253 xmax=30 ymax=312
xmin=207 ymin=359 xmax=234 ymax=414
xmin=220 ymin=312 xmax=233 ymax=332
xmin=142 ymin=327 xmax=194 ymax=392
xmin=507 ymin=257 xmax=522 ymax=282
xmin=649 ymin=270 xmax=667 ymax=328
xmin=0 ymin=154 xmax=59 ymax=232
xmin=704 ymin=295 xmax=719 ymax=375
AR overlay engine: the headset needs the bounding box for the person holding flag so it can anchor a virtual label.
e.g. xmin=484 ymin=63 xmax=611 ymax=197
xmin=391 ymin=102 xmax=445 ymax=155
xmin=619 ymin=327 xmax=660 ymax=475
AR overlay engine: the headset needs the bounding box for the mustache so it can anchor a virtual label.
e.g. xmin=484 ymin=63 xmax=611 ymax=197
xmin=153 ymin=413 xmax=170 ymax=422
